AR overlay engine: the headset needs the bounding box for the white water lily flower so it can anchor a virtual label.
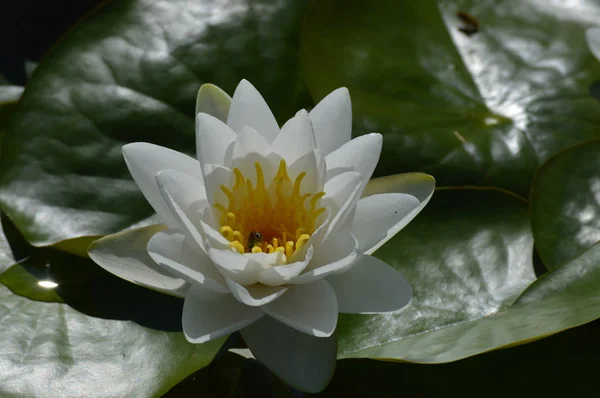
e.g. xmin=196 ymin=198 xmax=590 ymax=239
xmin=89 ymin=80 xmax=435 ymax=392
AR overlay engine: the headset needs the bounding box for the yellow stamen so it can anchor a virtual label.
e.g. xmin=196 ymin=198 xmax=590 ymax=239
xmin=215 ymin=159 xmax=325 ymax=263
xmin=285 ymin=241 xmax=294 ymax=258
xmin=220 ymin=226 xmax=234 ymax=240
xmin=233 ymin=230 xmax=243 ymax=242
xmin=230 ymin=241 xmax=244 ymax=254
xmin=296 ymin=234 xmax=310 ymax=253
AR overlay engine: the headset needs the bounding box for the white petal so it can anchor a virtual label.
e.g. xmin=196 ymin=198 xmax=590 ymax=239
xmin=263 ymin=280 xmax=338 ymax=337
xmin=325 ymin=133 xmax=382 ymax=195
xmin=586 ymin=28 xmax=600 ymax=61
xmin=122 ymin=143 xmax=202 ymax=228
xmin=147 ymin=229 xmax=227 ymax=294
xmin=288 ymin=149 xmax=326 ymax=195
xmin=197 ymin=207 xmax=230 ymax=248
xmin=202 ymin=164 xmax=233 ymax=218
xmin=232 ymin=126 xmax=270 ymax=160
xmin=230 ymin=152 xmax=279 ymax=192
xmin=241 ymin=316 xmax=337 ymax=393
xmin=88 ymin=225 xmax=188 ymax=297
xmin=322 ymin=171 xmax=363 ymax=236
xmin=271 ymin=110 xmax=316 ymax=163
xmin=309 ymin=87 xmax=352 ymax=156
xmin=206 ymin=248 xmax=264 ymax=285
xmin=183 ymin=285 xmax=264 ymax=343
xmin=284 ymin=207 xmax=331 ymax=267
xmin=349 ymin=193 xmax=420 ymax=255
xmin=196 ymin=113 xmax=236 ymax=169
xmin=226 ymin=278 xmax=287 ymax=306
xmin=292 ymin=230 xmax=358 ymax=284
xmin=326 ymin=254 xmax=411 ymax=314
xmin=258 ymin=245 xmax=313 ymax=286
xmin=361 ymin=172 xmax=435 ymax=254
xmin=195 ymin=83 xmax=231 ymax=122
xmin=155 ymin=169 xmax=208 ymax=250
xmin=363 ymin=172 xmax=436 ymax=203
xmin=227 ymin=79 xmax=279 ymax=143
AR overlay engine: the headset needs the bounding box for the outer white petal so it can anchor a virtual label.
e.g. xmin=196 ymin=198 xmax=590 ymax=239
xmin=586 ymin=28 xmax=600 ymax=61
xmin=361 ymin=172 xmax=436 ymax=254
xmin=263 ymin=280 xmax=338 ymax=337
xmin=258 ymin=245 xmax=314 ymax=286
xmin=241 ymin=316 xmax=337 ymax=393
xmin=271 ymin=109 xmax=316 ymax=164
xmin=309 ymin=87 xmax=352 ymax=156
xmin=292 ymin=230 xmax=358 ymax=284
xmin=183 ymin=285 xmax=264 ymax=344
xmin=232 ymin=126 xmax=270 ymax=160
xmin=196 ymin=113 xmax=236 ymax=169
xmin=155 ymin=169 xmax=208 ymax=250
xmin=227 ymin=79 xmax=279 ymax=143
xmin=363 ymin=172 xmax=435 ymax=201
xmin=322 ymin=171 xmax=363 ymax=236
xmin=122 ymin=143 xmax=203 ymax=228
xmin=195 ymin=83 xmax=231 ymax=122
xmin=326 ymin=254 xmax=411 ymax=314
xmin=349 ymin=193 xmax=420 ymax=255
xmin=147 ymin=229 xmax=228 ymax=294
xmin=325 ymin=133 xmax=382 ymax=195
xmin=225 ymin=278 xmax=287 ymax=306
xmin=88 ymin=225 xmax=188 ymax=297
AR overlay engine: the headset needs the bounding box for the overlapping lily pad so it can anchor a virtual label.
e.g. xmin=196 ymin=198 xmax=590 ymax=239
xmin=319 ymin=321 xmax=600 ymax=396
xmin=531 ymin=139 xmax=600 ymax=269
xmin=0 ymin=0 xmax=311 ymax=247
xmin=300 ymin=0 xmax=600 ymax=196
xmin=0 ymin=209 xmax=221 ymax=396
xmin=336 ymin=186 xmax=600 ymax=362
xmin=0 ymin=282 xmax=224 ymax=397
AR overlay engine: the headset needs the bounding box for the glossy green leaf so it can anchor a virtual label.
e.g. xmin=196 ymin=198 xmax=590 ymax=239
xmin=0 ymin=263 xmax=63 ymax=303
xmin=0 ymin=85 xmax=23 ymax=270
xmin=0 ymin=0 xmax=311 ymax=247
xmin=317 ymin=322 xmax=600 ymax=397
xmin=0 ymin=214 xmax=16 ymax=273
xmin=531 ymin=139 xmax=600 ymax=269
xmin=337 ymin=188 xmax=600 ymax=362
xmin=300 ymin=0 xmax=600 ymax=196
xmin=0 ymin=85 xmax=23 ymax=152
xmin=0 ymin=281 xmax=224 ymax=397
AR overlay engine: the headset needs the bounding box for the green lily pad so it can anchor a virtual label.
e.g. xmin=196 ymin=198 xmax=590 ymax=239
xmin=337 ymin=188 xmax=600 ymax=362
xmin=0 ymin=85 xmax=23 ymax=153
xmin=0 ymin=281 xmax=224 ymax=397
xmin=0 ymin=263 xmax=64 ymax=303
xmin=531 ymin=139 xmax=600 ymax=269
xmin=0 ymin=0 xmax=311 ymax=247
xmin=300 ymin=0 xmax=600 ymax=196
xmin=0 ymin=214 xmax=16 ymax=273
xmin=318 ymin=321 xmax=600 ymax=397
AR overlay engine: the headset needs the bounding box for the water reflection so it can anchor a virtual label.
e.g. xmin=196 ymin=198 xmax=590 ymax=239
xmin=38 ymin=280 xmax=58 ymax=288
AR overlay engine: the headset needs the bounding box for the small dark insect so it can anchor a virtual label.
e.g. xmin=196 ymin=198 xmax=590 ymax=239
xmin=247 ymin=231 xmax=264 ymax=251
xmin=457 ymin=11 xmax=479 ymax=37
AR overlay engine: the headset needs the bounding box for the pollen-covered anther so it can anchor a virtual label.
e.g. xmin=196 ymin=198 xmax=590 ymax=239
xmin=217 ymin=159 xmax=325 ymax=264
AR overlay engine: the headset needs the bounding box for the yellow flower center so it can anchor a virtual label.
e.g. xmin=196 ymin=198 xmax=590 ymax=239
xmin=215 ymin=160 xmax=325 ymax=260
